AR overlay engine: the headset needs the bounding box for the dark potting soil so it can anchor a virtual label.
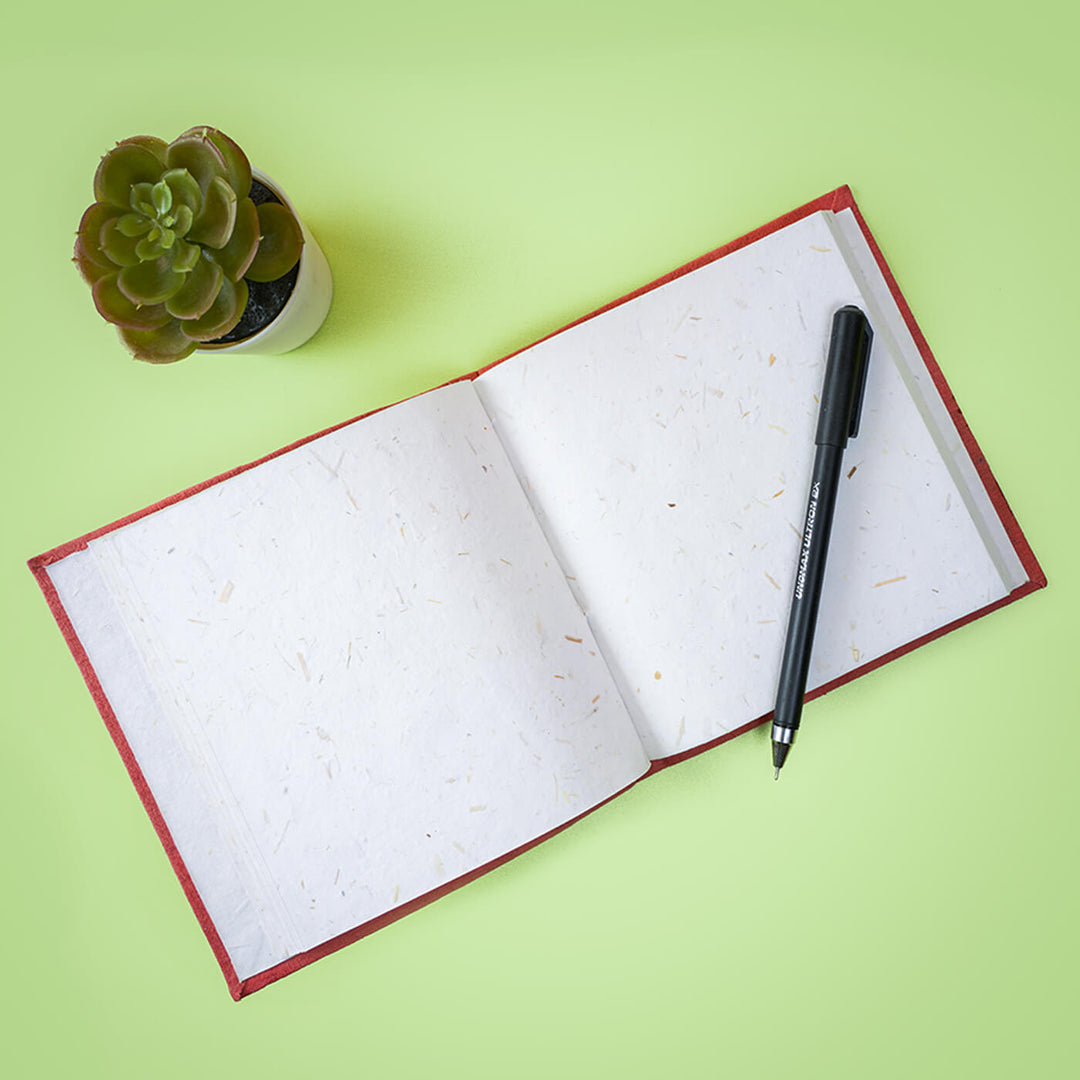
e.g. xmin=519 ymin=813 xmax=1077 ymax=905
xmin=209 ymin=178 xmax=300 ymax=345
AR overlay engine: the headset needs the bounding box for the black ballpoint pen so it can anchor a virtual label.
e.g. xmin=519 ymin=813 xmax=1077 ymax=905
xmin=772 ymin=306 xmax=872 ymax=777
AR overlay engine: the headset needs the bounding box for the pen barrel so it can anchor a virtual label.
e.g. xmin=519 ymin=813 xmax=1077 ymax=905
xmin=772 ymin=443 xmax=844 ymax=733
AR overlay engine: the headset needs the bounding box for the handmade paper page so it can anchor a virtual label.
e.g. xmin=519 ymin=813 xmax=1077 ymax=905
xmin=476 ymin=211 xmax=1015 ymax=760
xmin=45 ymin=380 xmax=650 ymax=982
xmin=822 ymin=208 xmax=1028 ymax=591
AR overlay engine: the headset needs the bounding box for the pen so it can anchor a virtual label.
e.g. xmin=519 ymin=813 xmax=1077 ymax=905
xmin=772 ymin=305 xmax=873 ymax=777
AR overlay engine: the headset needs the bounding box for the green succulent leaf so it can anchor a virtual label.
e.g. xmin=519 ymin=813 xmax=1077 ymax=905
xmin=119 ymin=136 xmax=169 ymax=167
xmin=116 ymin=251 xmax=187 ymax=306
xmin=187 ymin=176 xmax=238 ymax=249
xmin=171 ymin=203 xmax=194 ymax=238
xmin=152 ymin=180 xmax=173 ymax=215
xmin=161 ymin=168 xmax=202 ymax=216
xmin=74 ymin=237 xmax=113 ymax=285
xmin=92 ymin=274 xmax=172 ymax=331
xmin=206 ymin=129 xmax=252 ymax=200
xmin=101 ymin=218 xmax=142 ymax=267
xmin=214 ymin=196 xmax=260 ymax=281
xmin=94 ymin=143 xmax=164 ymax=209
xmin=165 ymin=130 xmax=230 ymax=195
xmin=165 ymin=254 xmax=225 ymax=320
xmin=118 ymin=320 xmax=199 ymax=364
xmin=175 ymin=126 xmax=252 ymax=199
xmin=117 ymin=213 xmax=153 ymax=238
xmin=173 ymin=239 xmax=201 ymax=273
xmin=245 ymin=201 xmax=304 ymax=282
xmin=129 ymin=182 xmax=154 ymax=214
xmin=135 ymin=234 xmax=165 ymax=261
xmin=182 ymin=275 xmax=248 ymax=341
xmin=77 ymin=203 xmax=122 ymax=268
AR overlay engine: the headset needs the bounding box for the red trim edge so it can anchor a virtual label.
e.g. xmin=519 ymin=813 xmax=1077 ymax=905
xmin=231 ymin=774 xmax=642 ymax=999
xmin=27 ymin=559 xmax=245 ymax=1001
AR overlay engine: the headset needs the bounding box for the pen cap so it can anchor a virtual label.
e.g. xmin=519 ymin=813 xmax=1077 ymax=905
xmin=815 ymin=306 xmax=873 ymax=448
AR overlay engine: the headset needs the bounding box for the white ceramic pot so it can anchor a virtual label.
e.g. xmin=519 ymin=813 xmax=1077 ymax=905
xmin=203 ymin=168 xmax=333 ymax=355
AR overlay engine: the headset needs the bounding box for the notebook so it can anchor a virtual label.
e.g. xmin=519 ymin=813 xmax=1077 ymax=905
xmin=30 ymin=186 xmax=1044 ymax=998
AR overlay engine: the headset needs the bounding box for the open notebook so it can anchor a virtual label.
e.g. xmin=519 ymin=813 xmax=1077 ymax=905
xmin=31 ymin=187 xmax=1043 ymax=998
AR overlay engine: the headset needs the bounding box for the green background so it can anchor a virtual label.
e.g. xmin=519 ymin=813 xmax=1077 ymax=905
xmin=2 ymin=1 xmax=1076 ymax=1076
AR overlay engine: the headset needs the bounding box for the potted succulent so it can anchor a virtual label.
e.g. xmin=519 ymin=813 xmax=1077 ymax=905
xmin=74 ymin=126 xmax=332 ymax=363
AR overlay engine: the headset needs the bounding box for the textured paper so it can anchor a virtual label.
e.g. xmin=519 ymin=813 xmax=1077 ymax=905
xmin=47 ymin=382 xmax=650 ymax=979
xmin=476 ymin=211 xmax=1013 ymax=759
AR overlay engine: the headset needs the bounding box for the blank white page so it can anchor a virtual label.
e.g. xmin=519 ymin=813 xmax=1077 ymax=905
xmin=47 ymin=380 xmax=649 ymax=981
xmin=476 ymin=211 xmax=1012 ymax=759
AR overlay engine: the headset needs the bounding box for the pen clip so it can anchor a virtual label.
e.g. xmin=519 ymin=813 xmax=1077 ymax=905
xmin=846 ymin=313 xmax=873 ymax=440
xmin=816 ymin=307 xmax=874 ymax=448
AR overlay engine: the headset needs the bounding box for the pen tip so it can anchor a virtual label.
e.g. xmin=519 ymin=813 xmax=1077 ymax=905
xmin=774 ymin=766 xmax=780 ymax=781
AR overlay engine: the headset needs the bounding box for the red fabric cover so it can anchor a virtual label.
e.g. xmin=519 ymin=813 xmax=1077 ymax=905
xmin=28 ymin=185 xmax=1046 ymax=999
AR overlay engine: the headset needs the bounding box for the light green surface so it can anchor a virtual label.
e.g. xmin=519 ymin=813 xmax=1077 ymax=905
xmin=2 ymin=2 xmax=1076 ymax=1076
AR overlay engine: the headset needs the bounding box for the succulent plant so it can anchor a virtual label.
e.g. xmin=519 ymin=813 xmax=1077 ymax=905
xmin=74 ymin=127 xmax=304 ymax=363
